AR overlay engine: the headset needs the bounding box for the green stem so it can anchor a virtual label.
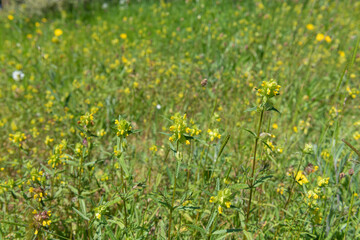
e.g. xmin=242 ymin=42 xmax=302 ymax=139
xmin=284 ymin=154 xmax=304 ymax=210
xmin=206 ymin=207 xmax=217 ymax=240
xmin=168 ymin=142 xmax=179 ymax=239
xmin=246 ymin=107 xmax=265 ymax=223
xmin=344 ymin=192 xmax=355 ymax=240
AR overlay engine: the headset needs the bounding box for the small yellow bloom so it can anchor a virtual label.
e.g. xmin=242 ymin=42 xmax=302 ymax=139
xmin=293 ymin=126 xmax=298 ymax=133
xmin=316 ymin=33 xmax=325 ymax=42
xmin=306 ymin=24 xmax=315 ymax=30
xmin=8 ymin=15 xmax=14 ymax=21
xmin=225 ymin=201 xmax=231 ymax=208
xmin=120 ymin=33 xmax=127 ymax=39
xmin=272 ymin=123 xmax=278 ymax=129
xmin=54 ymin=29 xmax=63 ymax=37
xmin=324 ymin=35 xmax=331 ymax=43
xmin=295 ymin=171 xmax=309 ymax=185
xmin=218 ymin=205 xmax=223 ymax=214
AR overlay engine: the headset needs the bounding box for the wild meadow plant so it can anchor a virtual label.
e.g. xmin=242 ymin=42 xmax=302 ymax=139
xmin=1 ymin=0 xmax=360 ymax=239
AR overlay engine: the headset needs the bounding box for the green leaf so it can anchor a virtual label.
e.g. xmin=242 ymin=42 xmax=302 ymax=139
xmin=186 ymin=224 xmax=207 ymax=237
xmin=41 ymin=164 xmax=54 ymax=176
xmin=212 ymin=229 xmax=227 ymax=235
xmin=230 ymin=184 xmax=248 ymax=190
xmin=206 ymin=212 xmax=217 ymax=232
xmin=72 ymin=207 xmax=89 ymax=221
xmin=244 ymin=106 xmax=257 ymax=112
xmin=216 ymin=135 xmax=230 ymax=162
xmin=253 ymin=175 xmax=273 ymax=188
xmin=242 ymin=128 xmax=257 ymax=138
xmin=244 ymin=230 xmax=254 ymax=240
xmin=106 ymin=226 xmax=117 ymax=240
xmin=79 ymin=199 xmax=87 ymax=215
xmin=68 ymin=185 xmax=79 ymax=195
xmin=213 ymin=228 xmax=242 ymax=234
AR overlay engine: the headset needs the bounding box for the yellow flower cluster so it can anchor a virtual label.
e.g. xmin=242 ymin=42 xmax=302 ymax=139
xmin=115 ymin=119 xmax=132 ymax=137
xmin=346 ymin=86 xmax=359 ymax=99
xmin=48 ymin=140 xmax=67 ymax=168
xmin=317 ymin=176 xmax=329 ymax=187
xmin=168 ymin=113 xmax=201 ymax=144
xmin=276 ymin=184 xmax=284 ymax=195
xmin=329 ymin=106 xmax=341 ymax=119
xmin=8 ymin=132 xmax=27 ymax=147
xmin=30 ymin=169 xmax=45 ymax=183
xmin=316 ymin=33 xmax=331 ymax=43
xmin=209 ymin=188 xmax=232 ymax=214
xmin=29 ymin=187 xmax=48 ymax=202
xmin=257 ymin=79 xmax=281 ymax=99
xmin=294 ymin=170 xmax=309 ymax=185
xmin=78 ymin=112 xmax=94 ymax=130
xmin=75 ymin=143 xmax=86 ymax=157
xmin=354 ymin=132 xmax=360 ymax=141
xmin=207 ymin=128 xmax=221 ymax=141
xmin=33 ymin=210 xmax=52 ymax=235
xmin=149 ymin=145 xmax=158 ymax=152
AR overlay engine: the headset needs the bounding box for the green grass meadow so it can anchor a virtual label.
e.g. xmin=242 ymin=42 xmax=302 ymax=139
xmin=0 ymin=0 xmax=360 ymax=239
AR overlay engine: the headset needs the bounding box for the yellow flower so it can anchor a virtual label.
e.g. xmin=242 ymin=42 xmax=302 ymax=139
xmin=306 ymin=24 xmax=315 ymax=30
xmin=317 ymin=176 xmax=329 ymax=187
xmin=149 ymin=145 xmax=158 ymax=152
xmin=207 ymin=129 xmax=221 ymax=141
xmin=272 ymin=123 xmax=278 ymax=129
xmin=120 ymin=33 xmax=127 ymax=39
xmin=257 ymin=79 xmax=281 ymax=99
xmin=225 ymin=201 xmax=231 ymax=208
xmin=8 ymin=15 xmax=14 ymax=21
xmin=324 ymin=35 xmax=331 ymax=43
xmin=54 ymin=29 xmax=63 ymax=37
xmin=354 ymin=132 xmax=360 ymax=141
xmin=316 ymin=33 xmax=325 ymax=42
xmin=218 ymin=205 xmax=223 ymax=214
xmin=115 ymin=119 xmax=132 ymax=137
xmin=294 ymin=171 xmax=309 ymax=185
xmin=308 ymin=190 xmax=319 ymax=200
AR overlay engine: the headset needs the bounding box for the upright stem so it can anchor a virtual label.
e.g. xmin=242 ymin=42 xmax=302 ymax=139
xmin=168 ymin=142 xmax=179 ymax=239
xmin=344 ymin=191 xmax=355 ymax=240
xmin=246 ymin=108 xmax=264 ymax=223
xmin=284 ymin=154 xmax=304 ymax=210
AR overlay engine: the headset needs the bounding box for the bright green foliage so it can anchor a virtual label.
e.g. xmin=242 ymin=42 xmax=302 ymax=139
xmin=0 ymin=0 xmax=360 ymax=239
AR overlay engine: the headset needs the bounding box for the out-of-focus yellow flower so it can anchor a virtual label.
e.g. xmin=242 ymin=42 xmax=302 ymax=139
xmin=316 ymin=33 xmax=325 ymax=41
xmin=324 ymin=35 xmax=331 ymax=43
xmin=317 ymin=176 xmax=329 ymax=187
xmin=54 ymin=29 xmax=63 ymax=37
xmin=306 ymin=24 xmax=315 ymax=30
xmin=120 ymin=33 xmax=127 ymax=39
